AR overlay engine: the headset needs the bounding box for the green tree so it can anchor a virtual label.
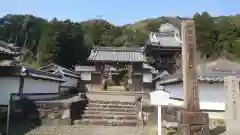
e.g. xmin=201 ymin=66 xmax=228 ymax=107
xmin=38 ymin=21 xmax=89 ymax=69
xmin=194 ymin=12 xmax=217 ymax=58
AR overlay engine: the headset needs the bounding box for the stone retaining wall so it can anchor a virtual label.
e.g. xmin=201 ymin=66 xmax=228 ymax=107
xmin=10 ymin=98 xmax=88 ymax=126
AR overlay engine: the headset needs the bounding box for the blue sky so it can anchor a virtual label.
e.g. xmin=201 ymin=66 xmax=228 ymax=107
xmin=0 ymin=0 xmax=238 ymax=25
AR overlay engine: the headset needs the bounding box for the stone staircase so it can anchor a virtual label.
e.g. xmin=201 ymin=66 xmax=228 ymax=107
xmin=74 ymin=100 xmax=138 ymax=126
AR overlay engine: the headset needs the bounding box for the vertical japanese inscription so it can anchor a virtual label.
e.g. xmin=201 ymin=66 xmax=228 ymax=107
xmin=225 ymin=76 xmax=239 ymax=119
xmin=192 ymin=80 xmax=199 ymax=100
xmin=188 ymin=45 xmax=194 ymax=68
xmin=186 ymin=25 xmax=194 ymax=68
xmin=232 ymin=78 xmax=237 ymax=119
xmin=186 ymin=26 xmax=194 ymax=42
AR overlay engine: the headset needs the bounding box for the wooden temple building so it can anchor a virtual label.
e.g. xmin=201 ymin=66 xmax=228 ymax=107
xmin=78 ymin=46 xmax=156 ymax=91
xmin=75 ymin=22 xmax=182 ymax=92
xmin=144 ymin=23 xmax=181 ymax=74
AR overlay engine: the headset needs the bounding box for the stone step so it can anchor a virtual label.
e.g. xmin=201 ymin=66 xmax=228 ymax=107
xmin=73 ymin=118 xmax=138 ymax=126
xmin=89 ymin=100 xmax=136 ymax=106
xmin=87 ymin=103 xmax=135 ymax=109
xmin=82 ymin=113 xmax=137 ymax=120
xmin=41 ymin=118 xmax=71 ymax=126
xmin=85 ymin=107 xmax=136 ymax=113
xmin=84 ymin=110 xmax=136 ymax=116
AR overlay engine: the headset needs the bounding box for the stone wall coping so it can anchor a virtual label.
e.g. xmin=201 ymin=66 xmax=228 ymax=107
xmin=85 ymin=91 xmax=149 ymax=96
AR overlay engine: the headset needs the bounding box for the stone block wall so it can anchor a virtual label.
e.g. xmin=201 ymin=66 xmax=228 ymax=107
xmin=11 ymin=98 xmax=88 ymax=126
xmin=135 ymin=100 xmax=184 ymax=127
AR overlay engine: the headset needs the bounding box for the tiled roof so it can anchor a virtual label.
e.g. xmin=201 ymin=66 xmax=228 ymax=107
xmin=87 ymin=47 xmax=145 ymax=62
xmin=0 ymin=66 xmax=65 ymax=82
xmin=143 ymin=63 xmax=155 ymax=69
xmin=199 ymin=59 xmax=240 ymax=72
xmin=142 ymin=63 xmax=158 ymax=74
xmin=39 ymin=63 xmax=81 ymax=79
xmin=149 ymin=32 xmax=181 ymax=48
xmin=152 ymin=70 xmax=171 ymax=81
xmin=105 ymin=64 xmax=118 ymax=71
xmin=0 ymin=40 xmax=20 ymax=55
xmin=158 ymin=71 xmax=240 ymax=85
xmin=75 ymin=65 xmax=96 ymax=72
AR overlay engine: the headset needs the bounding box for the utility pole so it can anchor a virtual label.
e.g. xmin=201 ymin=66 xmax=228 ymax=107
xmin=177 ymin=20 xmax=209 ymax=135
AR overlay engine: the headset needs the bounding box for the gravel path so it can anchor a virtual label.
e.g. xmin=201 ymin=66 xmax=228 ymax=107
xmin=26 ymin=125 xmax=139 ymax=135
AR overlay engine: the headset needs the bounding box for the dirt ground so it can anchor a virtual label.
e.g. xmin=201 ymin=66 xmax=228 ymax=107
xmin=3 ymin=118 xmax=226 ymax=135
xmin=26 ymin=125 xmax=139 ymax=135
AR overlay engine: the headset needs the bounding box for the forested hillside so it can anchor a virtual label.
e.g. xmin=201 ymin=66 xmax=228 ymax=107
xmin=0 ymin=12 xmax=240 ymax=68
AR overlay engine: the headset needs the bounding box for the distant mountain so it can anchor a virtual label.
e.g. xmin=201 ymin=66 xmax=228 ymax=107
xmin=1 ymin=12 xmax=240 ymax=68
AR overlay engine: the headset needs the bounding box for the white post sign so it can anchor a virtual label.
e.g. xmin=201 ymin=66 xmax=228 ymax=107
xmin=150 ymin=90 xmax=170 ymax=135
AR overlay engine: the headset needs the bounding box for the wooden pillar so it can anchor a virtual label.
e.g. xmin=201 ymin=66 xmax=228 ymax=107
xmin=100 ymin=63 xmax=105 ymax=91
xmin=177 ymin=20 xmax=209 ymax=135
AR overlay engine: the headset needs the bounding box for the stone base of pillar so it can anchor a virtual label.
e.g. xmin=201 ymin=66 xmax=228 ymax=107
xmin=177 ymin=111 xmax=210 ymax=135
xmin=177 ymin=124 xmax=210 ymax=135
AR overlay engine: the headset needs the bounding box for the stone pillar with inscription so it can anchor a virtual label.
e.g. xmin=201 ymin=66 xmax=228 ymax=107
xmin=177 ymin=20 xmax=209 ymax=135
xmin=224 ymin=76 xmax=240 ymax=135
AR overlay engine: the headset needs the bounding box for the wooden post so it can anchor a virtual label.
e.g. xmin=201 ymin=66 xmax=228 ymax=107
xmin=177 ymin=20 xmax=209 ymax=135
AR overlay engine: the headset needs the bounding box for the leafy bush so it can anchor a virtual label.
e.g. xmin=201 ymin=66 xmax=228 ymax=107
xmin=213 ymin=119 xmax=225 ymax=126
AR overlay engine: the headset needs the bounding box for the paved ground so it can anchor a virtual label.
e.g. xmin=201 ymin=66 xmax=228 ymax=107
xmin=26 ymin=125 xmax=139 ymax=135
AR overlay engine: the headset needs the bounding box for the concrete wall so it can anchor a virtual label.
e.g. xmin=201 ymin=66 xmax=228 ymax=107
xmin=23 ymin=78 xmax=60 ymax=94
xmin=0 ymin=77 xmax=20 ymax=105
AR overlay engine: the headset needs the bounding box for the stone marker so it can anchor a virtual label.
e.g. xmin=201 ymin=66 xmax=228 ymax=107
xmin=177 ymin=20 xmax=209 ymax=135
xmin=224 ymin=76 xmax=240 ymax=135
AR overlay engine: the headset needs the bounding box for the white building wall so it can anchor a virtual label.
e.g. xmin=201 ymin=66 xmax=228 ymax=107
xmin=61 ymin=76 xmax=78 ymax=87
xmin=23 ymin=78 xmax=59 ymax=94
xmin=143 ymin=73 xmax=152 ymax=83
xmin=81 ymin=72 xmax=91 ymax=81
xmin=156 ymin=81 xmax=163 ymax=90
xmin=0 ymin=77 xmax=20 ymax=105
xmin=165 ymin=83 xmax=225 ymax=103
xmin=164 ymin=83 xmax=226 ymax=110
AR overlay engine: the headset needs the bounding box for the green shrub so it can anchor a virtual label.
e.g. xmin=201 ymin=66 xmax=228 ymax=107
xmin=213 ymin=119 xmax=225 ymax=125
xmin=149 ymin=127 xmax=158 ymax=135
